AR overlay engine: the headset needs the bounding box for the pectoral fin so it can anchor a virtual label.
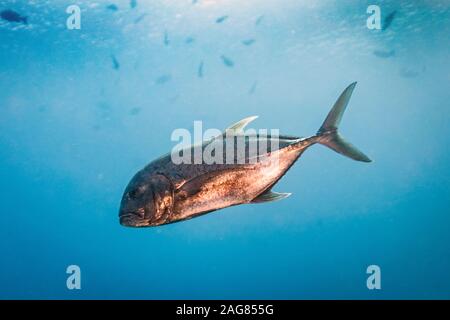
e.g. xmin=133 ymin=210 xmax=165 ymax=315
xmin=251 ymin=190 xmax=291 ymax=203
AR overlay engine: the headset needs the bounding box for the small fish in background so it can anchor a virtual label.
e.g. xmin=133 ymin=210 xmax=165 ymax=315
xmin=382 ymin=10 xmax=397 ymax=30
xmin=215 ymin=15 xmax=229 ymax=24
xmin=163 ymin=30 xmax=169 ymax=46
xmin=111 ymin=55 xmax=120 ymax=70
xmin=197 ymin=61 xmax=204 ymax=78
xmin=399 ymin=68 xmax=420 ymax=78
xmin=134 ymin=13 xmax=147 ymax=24
xmin=97 ymin=101 xmax=111 ymax=111
xmin=155 ymin=74 xmax=171 ymax=85
xmin=0 ymin=9 xmax=28 ymax=24
xmin=106 ymin=4 xmax=119 ymax=12
xmin=185 ymin=36 xmax=195 ymax=44
xmin=373 ymin=49 xmax=395 ymax=58
xmin=255 ymin=15 xmax=264 ymax=26
xmin=242 ymin=39 xmax=256 ymax=46
xmin=130 ymin=0 xmax=138 ymax=9
xmin=129 ymin=107 xmax=141 ymax=116
xmin=221 ymin=55 xmax=234 ymax=67
xmin=192 ymin=0 xmax=198 ymax=4
xmin=248 ymin=81 xmax=257 ymax=94
xmin=169 ymin=94 xmax=179 ymax=104
xmin=96 ymin=102 xmax=112 ymax=120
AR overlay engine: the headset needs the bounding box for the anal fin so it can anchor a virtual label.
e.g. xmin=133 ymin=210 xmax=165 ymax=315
xmin=251 ymin=190 xmax=291 ymax=203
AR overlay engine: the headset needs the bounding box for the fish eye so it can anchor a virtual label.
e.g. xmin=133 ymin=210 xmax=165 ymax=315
xmin=128 ymin=187 xmax=143 ymax=199
xmin=128 ymin=190 xmax=137 ymax=198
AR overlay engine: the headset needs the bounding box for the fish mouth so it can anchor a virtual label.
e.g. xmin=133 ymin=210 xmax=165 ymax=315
xmin=119 ymin=213 xmax=149 ymax=228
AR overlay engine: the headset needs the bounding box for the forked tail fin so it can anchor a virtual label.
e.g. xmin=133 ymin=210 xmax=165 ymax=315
xmin=316 ymin=82 xmax=371 ymax=162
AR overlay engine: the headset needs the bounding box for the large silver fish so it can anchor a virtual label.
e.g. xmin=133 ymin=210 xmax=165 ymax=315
xmin=119 ymin=82 xmax=371 ymax=227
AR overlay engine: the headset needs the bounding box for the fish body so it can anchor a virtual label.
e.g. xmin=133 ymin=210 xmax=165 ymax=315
xmin=171 ymin=136 xmax=309 ymax=222
xmin=242 ymin=39 xmax=256 ymax=46
xmin=134 ymin=14 xmax=147 ymax=24
xmin=373 ymin=49 xmax=395 ymax=58
xmin=155 ymin=74 xmax=171 ymax=85
xmin=249 ymin=81 xmax=257 ymax=94
xmin=129 ymin=107 xmax=141 ymax=115
xmin=221 ymin=55 xmax=234 ymax=67
xmin=255 ymin=15 xmax=264 ymax=26
xmin=185 ymin=37 xmax=195 ymax=44
xmin=197 ymin=61 xmax=204 ymax=78
xmin=163 ymin=30 xmax=169 ymax=46
xmin=216 ymin=15 xmax=229 ymax=24
xmin=399 ymin=68 xmax=419 ymax=78
xmin=0 ymin=9 xmax=27 ymax=24
xmin=111 ymin=55 xmax=120 ymax=70
xmin=106 ymin=4 xmax=119 ymax=12
xmin=383 ymin=10 xmax=397 ymax=30
xmin=119 ymin=83 xmax=371 ymax=227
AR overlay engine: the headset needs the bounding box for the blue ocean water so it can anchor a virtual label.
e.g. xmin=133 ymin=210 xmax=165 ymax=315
xmin=0 ymin=0 xmax=449 ymax=299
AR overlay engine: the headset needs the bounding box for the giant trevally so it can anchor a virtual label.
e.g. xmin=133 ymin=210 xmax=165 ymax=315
xmin=119 ymin=82 xmax=371 ymax=227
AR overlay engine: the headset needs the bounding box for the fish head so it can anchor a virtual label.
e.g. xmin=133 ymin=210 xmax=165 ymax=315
xmin=119 ymin=172 xmax=174 ymax=227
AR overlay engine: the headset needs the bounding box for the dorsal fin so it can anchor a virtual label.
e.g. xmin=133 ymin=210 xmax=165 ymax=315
xmin=225 ymin=116 xmax=258 ymax=134
xmin=251 ymin=190 xmax=291 ymax=203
